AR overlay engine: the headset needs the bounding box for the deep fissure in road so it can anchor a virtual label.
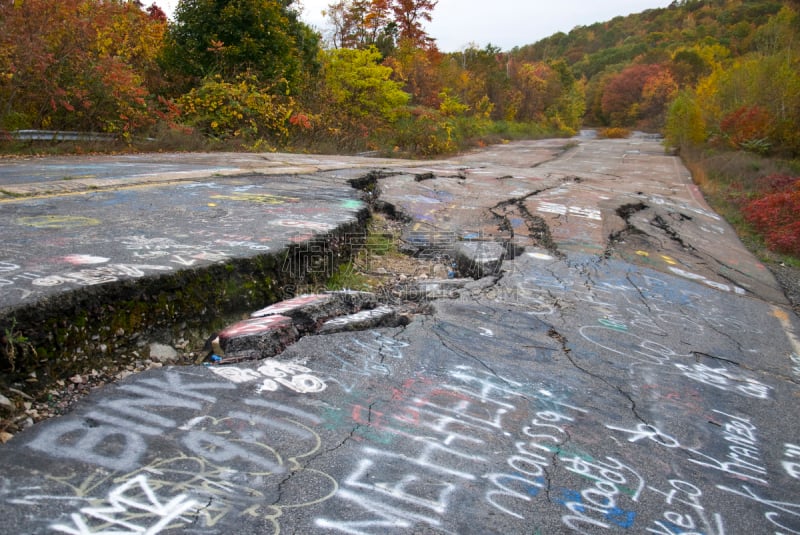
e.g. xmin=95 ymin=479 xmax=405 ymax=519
xmin=0 ymin=167 xmax=500 ymax=415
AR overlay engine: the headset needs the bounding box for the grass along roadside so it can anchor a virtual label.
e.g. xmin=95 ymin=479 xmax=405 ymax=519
xmin=683 ymin=148 xmax=800 ymax=311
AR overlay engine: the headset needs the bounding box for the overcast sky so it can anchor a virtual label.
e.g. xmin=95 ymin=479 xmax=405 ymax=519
xmin=154 ymin=0 xmax=672 ymax=52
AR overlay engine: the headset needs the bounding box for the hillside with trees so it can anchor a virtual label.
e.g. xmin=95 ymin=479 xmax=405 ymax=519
xmin=514 ymin=0 xmax=800 ymax=264
xmin=519 ymin=0 xmax=800 ymax=155
xmin=1 ymin=0 xmax=799 ymax=260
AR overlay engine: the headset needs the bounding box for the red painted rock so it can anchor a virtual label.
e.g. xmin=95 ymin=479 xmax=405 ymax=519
xmin=250 ymin=291 xmax=379 ymax=332
xmin=251 ymin=294 xmax=332 ymax=318
xmin=218 ymin=315 xmax=298 ymax=363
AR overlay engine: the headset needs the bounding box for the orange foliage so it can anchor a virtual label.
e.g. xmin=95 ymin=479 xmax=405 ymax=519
xmin=601 ymin=64 xmax=663 ymax=126
xmin=720 ymin=105 xmax=773 ymax=149
xmin=0 ymin=0 xmax=166 ymax=135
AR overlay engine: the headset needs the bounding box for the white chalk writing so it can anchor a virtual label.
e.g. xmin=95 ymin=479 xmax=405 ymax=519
xmin=688 ymin=410 xmax=767 ymax=486
xmin=50 ymin=475 xmax=198 ymax=535
xmin=209 ymin=361 xmax=327 ymax=394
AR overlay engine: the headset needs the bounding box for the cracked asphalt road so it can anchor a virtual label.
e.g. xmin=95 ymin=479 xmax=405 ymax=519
xmin=2 ymin=134 xmax=800 ymax=534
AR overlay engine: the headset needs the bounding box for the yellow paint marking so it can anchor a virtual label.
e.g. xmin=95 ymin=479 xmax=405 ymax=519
xmin=15 ymin=215 xmax=101 ymax=229
xmin=772 ymin=305 xmax=800 ymax=362
xmin=660 ymin=255 xmax=677 ymax=265
xmin=774 ymin=308 xmax=790 ymax=322
xmin=636 ymin=251 xmax=650 ymax=257
xmin=210 ymin=193 xmax=299 ymax=205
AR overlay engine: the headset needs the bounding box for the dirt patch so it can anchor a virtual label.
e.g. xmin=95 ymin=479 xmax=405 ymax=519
xmin=769 ymin=263 xmax=800 ymax=314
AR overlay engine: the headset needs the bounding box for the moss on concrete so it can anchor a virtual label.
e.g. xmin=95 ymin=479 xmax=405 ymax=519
xmin=0 ymin=211 xmax=368 ymax=393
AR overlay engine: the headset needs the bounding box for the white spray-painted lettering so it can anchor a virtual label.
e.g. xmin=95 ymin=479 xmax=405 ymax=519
xmin=674 ymin=363 xmax=773 ymax=399
xmin=647 ymin=479 xmax=726 ymax=535
xmin=783 ymin=444 xmax=800 ymax=480
xmin=605 ymin=422 xmax=681 ymax=448
xmin=717 ymin=484 xmax=800 ymax=534
xmin=209 ymin=361 xmax=326 ymax=394
xmin=27 ymin=371 xmax=233 ymax=471
xmin=580 ymin=325 xmax=693 ymax=366
xmin=32 ymin=264 xmax=173 ymax=286
xmin=321 ymin=333 xmax=408 ymax=393
xmin=687 ymin=410 xmax=767 ymax=486
xmin=323 ymin=306 xmax=394 ymax=328
xmin=317 ymin=367 xmax=529 ymax=533
xmin=31 ymin=394 xmax=330 ymax=532
xmin=50 ymin=475 xmax=198 ymax=535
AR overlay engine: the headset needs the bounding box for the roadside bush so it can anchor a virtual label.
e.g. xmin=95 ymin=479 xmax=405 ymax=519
xmin=598 ymin=127 xmax=631 ymax=139
xmin=753 ymin=173 xmax=800 ymax=194
xmin=742 ymin=178 xmax=800 ymax=255
xmin=392 ymin=107 xmax=454 ymax=156
xmin=720 ymin=105 xmax=773 ymax=154
xmin=175 ymin=74 xmax=292 ymax=145
xmin=487 ymin=121 xmax=551 ymax=140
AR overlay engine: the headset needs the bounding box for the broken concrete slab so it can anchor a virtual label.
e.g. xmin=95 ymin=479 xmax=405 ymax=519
xmin=454 ymin=240 xmax=508 ymax=277
xmin=411 ymin=278 xmax=472 ymax=300
xmin=217 ymin=315 xmax=298 ymax=363
xmin=318 ymin=305 xmax=401 ymax=334
xmin=463 ymin=276 xmax=501 ymax=292
xmin=250 ymin=291 xmax=379 ymax=332
xmin=212 ymin=290 xmax=390 ymax=362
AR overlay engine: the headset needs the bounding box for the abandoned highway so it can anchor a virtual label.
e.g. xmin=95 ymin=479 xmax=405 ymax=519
xmin=1 ymin=133 xmax=799 ymax=534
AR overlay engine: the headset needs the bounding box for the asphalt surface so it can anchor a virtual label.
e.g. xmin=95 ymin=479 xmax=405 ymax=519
xmin=1 ymin=134 xmax=800 ymax=534
xmin=0 ymin=152 xmax=421 ymax=309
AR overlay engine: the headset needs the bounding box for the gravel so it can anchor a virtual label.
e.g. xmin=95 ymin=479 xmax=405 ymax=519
xmin=769 ymin=262 xmax=800 ymax=314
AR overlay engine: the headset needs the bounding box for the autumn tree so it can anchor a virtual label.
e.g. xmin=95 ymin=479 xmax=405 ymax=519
xmin=0 ymin=0 xmax=166 ymax=135
xmin=324 ymin=0 xmax=437 ymax=52
xmin=548 ymin=59 xmax=586 ymax=133
xmin=600 ymin=63 xmax=664 ymax=127
xmin=324 ymin=0 xmax=396 ymax=54
xmin=325 ymin=0 xmax=370 ymax=48
xmin=505 ymin=60 xmax=562 ymax=122
xmin=324 ymin=47 xmax=409 ymax=120
xmin=391 ymin=0 xmax=437 ymax=48
xmin=453 ymin=46 xmax=505 ymax=101
xmin=324 ymin=1 xmax=356 ymax=48
xmin=664 ymin=90 xmax=706 ymax=149
xmin=639 ymin=68 xmax=678 ymax=130
xmin=385 ymin=40 xmax=444 ymax=107
xmin=439 ymin=45 xmax=504 ymax=120
xmin=175 ymin=73 xmax=293 ymax=144
xmin=669 ymin=48 xmax=711 ymax=86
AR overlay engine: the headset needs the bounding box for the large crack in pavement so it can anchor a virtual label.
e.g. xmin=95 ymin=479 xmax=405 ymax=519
xmin=605 ymin=202 xmax=649 ymax=258
xmin=546 ymin=327 xmax=651 ymax=428
xmin=604 ymin=197 xmax=791 ymax=305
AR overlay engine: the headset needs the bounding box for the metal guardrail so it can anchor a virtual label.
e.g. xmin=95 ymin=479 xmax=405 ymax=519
xmin=9 ymin=130 xmax=117 ymax=142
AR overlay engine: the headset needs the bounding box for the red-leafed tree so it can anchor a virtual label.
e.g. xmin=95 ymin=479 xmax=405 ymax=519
xmin=639 ymin=67 xmax=678 ymax=130
xmin=743 ymin=181 xmax=800 ymax=255
xmin=719 ymin=105 xmax=773 ymax=151
xmin=0 ymin=0 xmax=166 ymax=136
xmin=391 ymin=0 xmax=437 ymax=49
xmin=600 ymin=63 xmax=664 ymax=127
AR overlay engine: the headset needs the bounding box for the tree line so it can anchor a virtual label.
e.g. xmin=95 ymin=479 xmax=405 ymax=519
xmin=0 ymin=0 xmax=581 ymax=154
xmin=1 ymin=0 xmax=799 ymax=158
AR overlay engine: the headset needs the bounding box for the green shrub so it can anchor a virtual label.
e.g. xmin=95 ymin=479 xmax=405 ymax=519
xmin=176 ymin=73 xmax=292 ymax=144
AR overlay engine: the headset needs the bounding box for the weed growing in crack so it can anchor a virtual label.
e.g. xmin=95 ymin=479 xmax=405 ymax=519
xmin=2 ymin=318 xmax=37 ymax=372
